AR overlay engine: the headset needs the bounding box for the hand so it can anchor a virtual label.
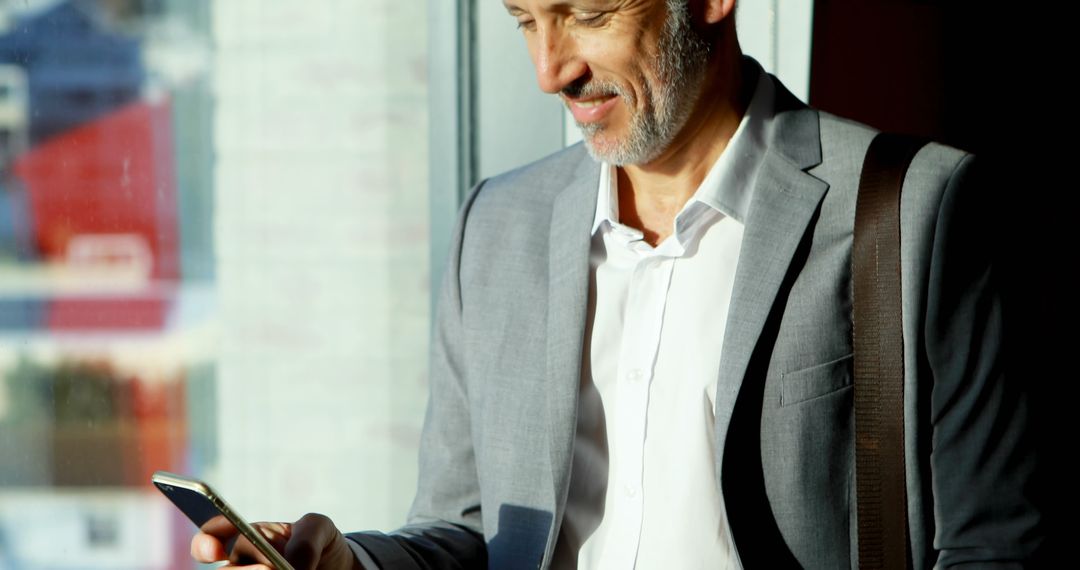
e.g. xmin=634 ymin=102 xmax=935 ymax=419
xmin=190 ymin=513 xmax=363 ymax=570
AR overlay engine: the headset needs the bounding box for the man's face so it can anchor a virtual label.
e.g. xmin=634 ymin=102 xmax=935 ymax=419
xmin=506 ymin=0 xmax=711 ymax=165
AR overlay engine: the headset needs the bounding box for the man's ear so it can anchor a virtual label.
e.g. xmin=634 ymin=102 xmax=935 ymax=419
xmin=702 ymin=0 xmax=735 ymax=25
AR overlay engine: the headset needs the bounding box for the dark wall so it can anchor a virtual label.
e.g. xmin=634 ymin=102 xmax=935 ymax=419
xmin=810 ymin=0 xmax=1071 ymax=562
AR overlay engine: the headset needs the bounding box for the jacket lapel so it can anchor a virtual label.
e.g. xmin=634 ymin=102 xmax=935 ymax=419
xmin=712 ymin=79 xmax=828 ymax=475
xmin=545 ymin=147 xmax=600 ymax=533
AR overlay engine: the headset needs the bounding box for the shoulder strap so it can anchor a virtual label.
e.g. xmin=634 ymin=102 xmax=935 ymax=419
xmin=852 ymin=132 xmax=929 ymax=570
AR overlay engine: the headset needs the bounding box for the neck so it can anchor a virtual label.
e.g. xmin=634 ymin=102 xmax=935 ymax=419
xmin=617 ymin=52 xmax=753 ymax=246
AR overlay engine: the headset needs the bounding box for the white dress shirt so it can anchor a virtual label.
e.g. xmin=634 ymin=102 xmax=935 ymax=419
xmin=553 ymin=65 xmax=775 ymax=569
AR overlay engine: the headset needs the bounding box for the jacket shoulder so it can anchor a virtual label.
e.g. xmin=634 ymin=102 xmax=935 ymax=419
xmin=470 ymin=142 xmax=594 ymax=214
xmin=449 ymin=143 xmax=596 ymax=285
xmin=813 ymin=110 xmax=971 ymax=186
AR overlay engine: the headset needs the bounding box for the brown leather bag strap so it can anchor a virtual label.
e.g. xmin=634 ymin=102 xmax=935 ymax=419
xmin=852 ymin=132 xmax=929 ymax=570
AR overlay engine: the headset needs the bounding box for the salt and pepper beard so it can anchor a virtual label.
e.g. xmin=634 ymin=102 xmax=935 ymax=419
xmin=569 ymin=0 xmax=712 ymax=166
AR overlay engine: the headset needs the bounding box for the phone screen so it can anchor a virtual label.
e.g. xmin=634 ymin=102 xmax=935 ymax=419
xmin=153 ymin=481 xmax=222 ymax=527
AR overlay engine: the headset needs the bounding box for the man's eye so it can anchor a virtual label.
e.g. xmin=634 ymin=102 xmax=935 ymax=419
xmin=516 ymin=19 xmax=536 ymax=31
xmin=574 ymin=12 xmax=605 ymax=26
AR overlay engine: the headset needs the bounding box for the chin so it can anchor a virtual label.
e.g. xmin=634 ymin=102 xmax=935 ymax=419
xmin=581 ymin=132 xmax=627 ymax=165
xmin=584 ymin=137 xmax=665 ymax=167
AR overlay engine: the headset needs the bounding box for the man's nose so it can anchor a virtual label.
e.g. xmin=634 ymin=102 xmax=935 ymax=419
xmin=531 ymin=27 xmax=586 ymax=94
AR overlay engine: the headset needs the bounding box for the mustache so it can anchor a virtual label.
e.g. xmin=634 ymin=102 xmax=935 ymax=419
xmin=561 ymin=76 xmax=628 ymax=100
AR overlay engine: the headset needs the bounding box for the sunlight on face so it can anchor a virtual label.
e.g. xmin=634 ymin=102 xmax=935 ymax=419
xmin=574 ymin=0 xmax=711 ymax=165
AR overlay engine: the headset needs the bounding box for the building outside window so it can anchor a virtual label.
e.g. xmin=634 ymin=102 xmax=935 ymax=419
xmin=0 ymin=1 xmax=430 ymax=567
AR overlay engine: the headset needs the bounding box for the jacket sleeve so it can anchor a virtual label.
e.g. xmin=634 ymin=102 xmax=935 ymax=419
xmin=344 ymin=181 xmax=489 ymax=569
xmin=924 ymin=154 xmax=1045 ymax=568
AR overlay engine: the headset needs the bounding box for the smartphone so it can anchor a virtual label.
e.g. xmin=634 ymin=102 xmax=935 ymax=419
xmin=152 ymin=470 xmax=295 ymax=570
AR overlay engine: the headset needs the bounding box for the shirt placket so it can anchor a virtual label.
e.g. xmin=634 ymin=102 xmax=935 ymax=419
xmin=605 ymin=247 xmax=676 ymax=569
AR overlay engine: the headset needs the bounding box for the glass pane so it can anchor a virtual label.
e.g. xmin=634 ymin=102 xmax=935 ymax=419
xmin=0 ymin=1 xmax=430 ymax=568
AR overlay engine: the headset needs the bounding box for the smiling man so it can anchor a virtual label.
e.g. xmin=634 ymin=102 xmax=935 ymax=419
xmin=534 ymin=0 xmax=712 ymax=167
xmin=192 ymin=0 xmax=1042 ymax=568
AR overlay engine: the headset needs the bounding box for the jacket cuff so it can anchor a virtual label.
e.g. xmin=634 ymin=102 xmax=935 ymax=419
xmin=344 ymin=532 xmax=417 ymax=569
xmin=344 ymin=535 xmax=382 ymax=569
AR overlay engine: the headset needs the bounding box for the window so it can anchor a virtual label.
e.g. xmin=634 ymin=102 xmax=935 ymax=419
xmin=0 ymin=1 xmax=430 ymax=567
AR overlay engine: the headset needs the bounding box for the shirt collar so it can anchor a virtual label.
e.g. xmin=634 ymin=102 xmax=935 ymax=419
xmin=590 ymin=59 xmax=776 ymax=236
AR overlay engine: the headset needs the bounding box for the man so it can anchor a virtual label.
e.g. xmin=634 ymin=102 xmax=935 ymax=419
xmin=193 ymin=0 xmax=1042 ymax=567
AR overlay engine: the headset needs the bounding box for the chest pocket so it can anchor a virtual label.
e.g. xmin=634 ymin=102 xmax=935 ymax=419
xmin=779 ymin=353 xmax=854 ymax=406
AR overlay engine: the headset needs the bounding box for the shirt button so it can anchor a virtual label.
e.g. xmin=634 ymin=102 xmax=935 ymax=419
xmin=627 ymin=369 xmax=644 ymax=383
xmin=624 ymin=484 xmax=638 ymax=498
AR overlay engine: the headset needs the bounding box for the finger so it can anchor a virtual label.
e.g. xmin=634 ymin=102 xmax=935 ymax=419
xmin=192 ymin=515 xmax=241 ymax=563
xmin=224 ymin=522 xmax=293 ymax=565
xmin=191 ymin=531 xmax=228 ymax=563
xmin=202 ymin=517 xmax=290 ymax=565
xmin=229 ymin=532 xmax=276 ymax=567
xmin=256 ymin=521 xmax=293 ymax=550
xmin=283 ymin=513 xmax=337 ymax=570
xmin=200 ymin=514 xmax=242 ymax=539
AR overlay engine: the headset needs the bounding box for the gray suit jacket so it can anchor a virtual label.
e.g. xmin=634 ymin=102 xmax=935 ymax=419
xmin=346 ymin=65 xmax=1043 ymax=569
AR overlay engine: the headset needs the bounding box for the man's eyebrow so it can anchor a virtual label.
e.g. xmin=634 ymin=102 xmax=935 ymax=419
xmin=504 ymin=1 xmax=591 ymax=15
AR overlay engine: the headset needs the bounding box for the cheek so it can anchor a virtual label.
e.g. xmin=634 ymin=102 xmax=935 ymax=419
xmin=580 ymin=45 xmax=646 ymax=96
